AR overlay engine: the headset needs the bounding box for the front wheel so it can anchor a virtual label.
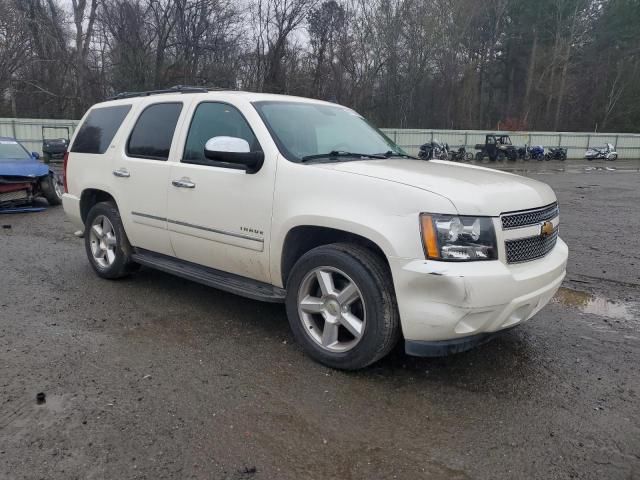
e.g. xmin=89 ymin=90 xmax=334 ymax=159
xmin=84 ymin=202 xmax=139 ymax=279
xmin=285 ymin=244 xmax=400 ymax=370
xmin=40 ymin=173 xmax=63 ymax=206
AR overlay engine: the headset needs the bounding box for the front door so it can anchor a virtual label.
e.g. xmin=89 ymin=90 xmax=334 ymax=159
xmin=167 ymin=101 xmax=277 ymax=283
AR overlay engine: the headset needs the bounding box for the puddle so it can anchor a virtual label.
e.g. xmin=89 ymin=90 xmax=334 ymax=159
xmin=552 ymin=287 xmax=638 ymax=321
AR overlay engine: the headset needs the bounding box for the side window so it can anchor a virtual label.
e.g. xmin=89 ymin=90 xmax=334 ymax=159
xmin=127 ymin=103 xmax=182 ymax=160
xmin=71 ymin=105 xmax=131 ymax=154
xmin=183 ymin=102 xmax=260 ymax=165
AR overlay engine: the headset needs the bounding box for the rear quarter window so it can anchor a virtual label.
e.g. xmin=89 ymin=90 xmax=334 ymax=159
xmin=71 ymin=105 xmax=132 ymax=154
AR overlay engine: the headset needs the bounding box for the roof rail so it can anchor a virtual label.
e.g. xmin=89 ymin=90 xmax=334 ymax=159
xmin=106 ymin=85 xmax=227 ymax=101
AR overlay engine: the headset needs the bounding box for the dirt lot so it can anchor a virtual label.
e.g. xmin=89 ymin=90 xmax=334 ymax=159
xmin=1 ymin=160 xmax=639 ymax=480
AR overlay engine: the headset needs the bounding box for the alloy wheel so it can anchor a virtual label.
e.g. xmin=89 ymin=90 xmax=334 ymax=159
xmin=89 ymin=215 xmax=117 ymax=268
xmin=297 ymin=266 xmax=366 ymax=353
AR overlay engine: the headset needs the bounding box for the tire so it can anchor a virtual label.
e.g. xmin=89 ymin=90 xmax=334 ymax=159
xmin=43 ymin=152 xmax=51 ymax=164
xmin=40 ymin=173 xmax=63 ymax=206
xmin=496 ymin=152 xmax=505 ymax=162
xmin=465 ymin=152 xmax=474 ymax=161
xmin=475 ymin=152 xmax=483 ymax=161
xmin=608 ymin=154 xmax=618 ymax=161
xmin=544 ymin=153 xmax=551 ymax=161
xmin=84 ymin=201 xmax=138 ymax=279
xmin=285 ymin=243 xmax=400 ymax=370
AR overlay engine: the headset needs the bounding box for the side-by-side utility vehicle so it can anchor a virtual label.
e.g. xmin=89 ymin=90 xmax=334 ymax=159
xmin=63 ymin=87 xmax=568 ymax=370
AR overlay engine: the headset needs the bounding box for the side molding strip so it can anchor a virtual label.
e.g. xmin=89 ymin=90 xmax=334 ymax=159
xmin=131 ymin=211 xmax=264 ymax=243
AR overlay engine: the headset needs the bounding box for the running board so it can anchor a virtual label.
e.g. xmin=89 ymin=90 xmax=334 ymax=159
xmin=131 ymin=249 xmax=286 ymax=303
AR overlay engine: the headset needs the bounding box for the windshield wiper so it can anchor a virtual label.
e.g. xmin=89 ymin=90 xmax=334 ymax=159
xmin=374 ymin=150 xmax=417 ymax=159
xmin=301 ymin=151 xmax=388 ymax=162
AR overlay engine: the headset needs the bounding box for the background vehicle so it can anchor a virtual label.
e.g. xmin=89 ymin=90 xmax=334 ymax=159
xmin=42 ymin=126 xmax=70 ymax=163
xmin=517 ymin=144 xmax=545 ymax=161
xmin=62 ymin=89 xmax=568 ymax=370
xmin=448 ymin=146 xmax=473 ymax=162
xmin=418 ymin=140 xmax=448 ymax=160
xmin=545 ymin=147 xmax=567 ymax=161
xmin=0 ymin=137 xmax=63 ymax=212
xmin=475 ymin=134 xmax=518 ymax=161
xmin=585 ymin=143 xmax=618 ymax=160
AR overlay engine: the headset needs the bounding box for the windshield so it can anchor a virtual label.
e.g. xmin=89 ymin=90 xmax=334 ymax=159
xmin=252 ymin=101 xmax=407 ymax=162
xmin=0 ymin=139 xmax=31 ymax=161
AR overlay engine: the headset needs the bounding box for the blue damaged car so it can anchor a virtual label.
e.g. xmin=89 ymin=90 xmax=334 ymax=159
xmin=0 ymin=136 xmax=63 ymax=213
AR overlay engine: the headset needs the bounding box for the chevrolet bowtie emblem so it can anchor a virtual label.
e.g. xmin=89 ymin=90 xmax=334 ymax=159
xmin=540 ymin=221 xmax=554 ymax=237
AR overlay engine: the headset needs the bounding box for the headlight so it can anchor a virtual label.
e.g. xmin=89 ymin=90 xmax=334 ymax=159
xmin=420 ymin=213 xmax=497 ymax=261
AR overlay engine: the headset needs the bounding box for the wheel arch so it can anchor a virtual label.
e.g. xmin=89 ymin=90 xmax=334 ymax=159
xmin=80 ymin=188 xmax=119 ymax=224
xmin=279 ymin=225 xmax=391 ymax=288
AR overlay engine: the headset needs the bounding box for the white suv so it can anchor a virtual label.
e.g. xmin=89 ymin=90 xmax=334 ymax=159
xmin=62 ymin=87 xmax=568 ymax=370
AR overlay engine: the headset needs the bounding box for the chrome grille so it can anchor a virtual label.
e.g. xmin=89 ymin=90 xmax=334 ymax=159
xmin=501 ymin=203 xmax=559 ymax=230
xmin=505 ymin=228 xmax=558 ymax=264
xmin=0 ymin=189 xmax=28 ymax=203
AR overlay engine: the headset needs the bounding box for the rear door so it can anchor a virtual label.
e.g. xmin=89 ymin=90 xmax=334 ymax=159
xmin=111 ymin=100 xmax=188 ymax=256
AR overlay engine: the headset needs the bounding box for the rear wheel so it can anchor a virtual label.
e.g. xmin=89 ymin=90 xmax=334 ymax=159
xmin=285 ymin=243 xmax=400 ymax=370
xmin=84 ymin=202 xmax=138 ymax=279
xmin=496 ymin=152 xmax=505 ymax=162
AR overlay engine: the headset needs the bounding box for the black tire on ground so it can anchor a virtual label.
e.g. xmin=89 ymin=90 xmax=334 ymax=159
xmin=43 ymin=152 xmax=51 ymax=164
xmin=84 ymin=201 xmax=139 ymax=279
xmin=475 ymin=152 xmax=483 ymax=161
xmin=544 ymin=153 xmax=551 ymax=161
xmin=496 ymin=152 xmax=505 ymax=162
xmin=40 ymin=173 xmax=62 ymax=206
xmin=465 ymin=152 xmax=474 ymax=161
xmin=285 ymin=243 xmax=401 ymax=370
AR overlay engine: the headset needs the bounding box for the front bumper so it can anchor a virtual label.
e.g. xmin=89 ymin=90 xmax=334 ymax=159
xmin=389 ymin=238 xmax=568 ymax=351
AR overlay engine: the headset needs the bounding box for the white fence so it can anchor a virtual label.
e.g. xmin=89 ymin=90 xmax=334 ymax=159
xmin=0 ymin=118 xmax=80 ymax=155
xmin=1 ymin=117 xmax=639 ymax=159
xmin=380 ymin=128 xmax=640 ymax=159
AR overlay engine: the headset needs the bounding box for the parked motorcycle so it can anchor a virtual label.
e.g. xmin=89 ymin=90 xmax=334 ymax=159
xmin=419 ymin=140 xmax=449 ymax=160
xmin=448 ymin=146 xmax=473 ymax=162
xmin=545 ymin=147 xmax=567 ymax=161
xmin=585 ymin=143 xmax=618 ymax=161
xmin=517 ymin=144 xmax=545 ymax=161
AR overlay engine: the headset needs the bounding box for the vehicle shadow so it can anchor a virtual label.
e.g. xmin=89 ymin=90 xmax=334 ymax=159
xmin=113 ymin=265 xmax=552 ymax=397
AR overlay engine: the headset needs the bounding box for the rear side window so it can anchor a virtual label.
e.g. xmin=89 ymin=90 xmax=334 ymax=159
xmin=127 ymin=103 xmax=183 ymax=160
xmin=71 ymin=105 xmax=131 ymax=154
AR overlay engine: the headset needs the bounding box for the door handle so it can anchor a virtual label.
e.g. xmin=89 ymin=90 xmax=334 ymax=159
xmin=172 ymin=178 xmax=196 ymax=189
xmin=112 ymin=168 xmax=130 ymax=178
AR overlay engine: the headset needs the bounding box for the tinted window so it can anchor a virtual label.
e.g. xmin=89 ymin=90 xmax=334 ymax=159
xmin=127 ymin=103 xmax=183 ymax=160
xmin=184 ymin=103 xmax=260 ymax=164
xmin=71 ymin=105 xmax=131 ymax=154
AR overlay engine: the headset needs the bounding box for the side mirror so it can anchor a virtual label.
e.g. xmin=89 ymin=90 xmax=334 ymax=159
xmin=204 ymin=136 xmax=264 ymax=174
xmin=32 ymin=152 xmax=40 ymax=160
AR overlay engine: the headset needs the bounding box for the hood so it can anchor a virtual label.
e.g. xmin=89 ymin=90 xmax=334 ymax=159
xmin=0 ymin=158 xmax=49 ymax=179
xmin=312 ymin=159 xmax=556 ymax=216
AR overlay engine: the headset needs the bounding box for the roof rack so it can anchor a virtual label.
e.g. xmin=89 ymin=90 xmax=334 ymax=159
xmin=106 ymin=85 xmax=227 ymax=101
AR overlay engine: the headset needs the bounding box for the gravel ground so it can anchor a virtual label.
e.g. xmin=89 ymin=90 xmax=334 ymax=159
xmin=1 ymin=159 xmax=639 ymax=480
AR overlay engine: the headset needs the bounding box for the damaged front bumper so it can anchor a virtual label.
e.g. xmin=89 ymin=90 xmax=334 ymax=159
xmin=0 ymin=180 xmax=44 ymax=213
xmin=389 ymin=238 xmax=568 ymax=355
